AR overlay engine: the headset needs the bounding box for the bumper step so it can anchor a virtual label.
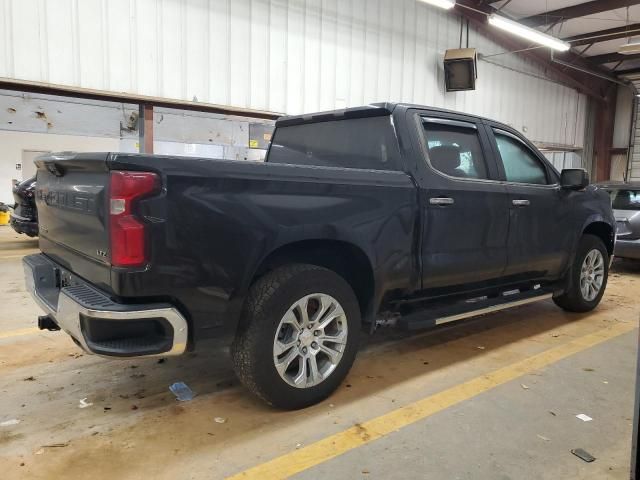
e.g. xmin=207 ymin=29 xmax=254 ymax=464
xmin=23 ymin=253 xmax=188 ymax=358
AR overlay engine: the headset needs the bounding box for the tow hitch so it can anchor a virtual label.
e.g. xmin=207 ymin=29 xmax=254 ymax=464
xmin=38 ymin=315 xmax=60 ymax=331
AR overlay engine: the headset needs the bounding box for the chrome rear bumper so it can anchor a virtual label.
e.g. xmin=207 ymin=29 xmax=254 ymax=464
xmin=23 ymin=254 xmax=188 ymax=358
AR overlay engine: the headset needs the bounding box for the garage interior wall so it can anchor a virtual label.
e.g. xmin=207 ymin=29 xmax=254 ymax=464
xmin=0 ymin=131 xmax=119 ymax=204
xmin=610 ymin=85 xmax=635 ymax=182
xmin=630 ymin=96 xmax=640 ymax=182
xmin=0 ymin=89 xmax=273 ymax=203
xmin=0 ymin=0 xmax=587 ymax=154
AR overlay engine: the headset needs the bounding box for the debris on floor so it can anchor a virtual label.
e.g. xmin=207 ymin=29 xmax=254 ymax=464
xmin=536 ymin=435 xmax=550 ymax=441
xmin=78 ymin=398 xmax=93 ymax=409
xmin=41 ymin=442 xmax=69 ymax=448
xmin=476 ymin=346 xmax=486 ymax=350
xmin=214 ymin=417 xmax=227 ymax=424
xmin=576 ymin=414 xmax=593 ymax=422
xmin=23 ymin=376 xmax=35 ymax=381
xmin=0 ymin=419 xmax=20 ymax=427
xmin=571 ymin=448 xmax=596 ymax=463
xmin=170 ymin=382 xmax=195 ymax=401
xmin=521 ymin=384 xmax=529 ymax=390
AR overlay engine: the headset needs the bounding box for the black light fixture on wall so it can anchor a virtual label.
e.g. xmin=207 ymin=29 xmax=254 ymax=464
xmin=443 ymin=48 xmax=477 ymax=92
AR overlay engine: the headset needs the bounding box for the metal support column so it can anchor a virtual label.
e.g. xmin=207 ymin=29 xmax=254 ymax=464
xmin=138 ymin=103 xmax=154 ymax=154
xmin=594 ymin=85 xmax=617 ymax=181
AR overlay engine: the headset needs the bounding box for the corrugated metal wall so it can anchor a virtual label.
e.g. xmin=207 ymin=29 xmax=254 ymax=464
xmin=630 ymin=97 xmax=640 ymax=181
xmin=543 ymin=151 xmax=583 ymax=173
xmin=0 ymin=0 xmax=586 ymax=148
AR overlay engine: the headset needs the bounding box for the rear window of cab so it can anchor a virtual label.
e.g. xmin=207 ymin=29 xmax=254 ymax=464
xmin=267 ymin=116 xmax=401 ymax=171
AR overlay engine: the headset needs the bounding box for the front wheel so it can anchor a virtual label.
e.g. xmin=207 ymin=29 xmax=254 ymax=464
xmin=231 ymin=264 xmax=361 ymax=409
xmin=553 ymin=234 xmax=609 ymax=312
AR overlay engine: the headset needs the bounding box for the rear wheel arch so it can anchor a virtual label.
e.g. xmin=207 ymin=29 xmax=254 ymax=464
xmin=248 ymin=239 xmax=375 ymax=322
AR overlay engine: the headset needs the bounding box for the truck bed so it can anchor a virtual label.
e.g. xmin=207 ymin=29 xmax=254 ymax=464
xmin=34 ymin=152 xmax=417 ymax=341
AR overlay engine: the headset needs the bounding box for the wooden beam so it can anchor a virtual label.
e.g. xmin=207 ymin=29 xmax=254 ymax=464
xmin=564 ymin=23 xmax=640 ymax=46
xmin=588 ymin=52 xmax=640 ymax=65
xmin=139 ymin=104 xmax=154 ymax=154
xmin=521 ymin=0 xmax=640 ymax=28
xmin=0 ymin=77 xmax=281 ymax=120
xmin=594 ymin=84 xmax=617 ymax=181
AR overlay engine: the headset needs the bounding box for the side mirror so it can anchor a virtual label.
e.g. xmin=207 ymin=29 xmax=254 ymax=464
xmin=560 ymin=168 xmax=589 ymax=190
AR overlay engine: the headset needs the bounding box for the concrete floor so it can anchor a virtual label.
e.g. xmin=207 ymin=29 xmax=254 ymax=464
xmin=0 ymin=225 xmax=638 ymax=480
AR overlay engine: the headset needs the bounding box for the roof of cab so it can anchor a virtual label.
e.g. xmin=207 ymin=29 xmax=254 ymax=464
xmin=275 ymin=102 xmax=494 ymax=127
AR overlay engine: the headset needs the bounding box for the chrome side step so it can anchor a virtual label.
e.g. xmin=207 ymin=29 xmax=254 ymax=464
xmin=434 ymin=293 xmax=553 ymax=326
xmin=398 ymin=290 xmax=554 ymax=331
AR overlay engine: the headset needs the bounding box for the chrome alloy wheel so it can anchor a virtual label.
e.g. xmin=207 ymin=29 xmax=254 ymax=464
xmin=580 ymin=249 xmax=605 ymax=301
xmin=273 ymin=293 xmax=348 ymax=388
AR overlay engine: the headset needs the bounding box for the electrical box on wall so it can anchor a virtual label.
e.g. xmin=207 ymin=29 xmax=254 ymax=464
xmin=443 ymin=48 xmax=477 ymax=92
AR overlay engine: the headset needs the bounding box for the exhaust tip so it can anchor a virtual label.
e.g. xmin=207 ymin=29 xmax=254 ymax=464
xmin=38 ymin=315 xmax=61 ymax=331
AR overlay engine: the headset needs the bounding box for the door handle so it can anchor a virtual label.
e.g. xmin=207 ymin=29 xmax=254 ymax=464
xmin=429 ymin=197 xmax=454 ymax=206
xmin=512 ymin=199 xmax=530 ymax=207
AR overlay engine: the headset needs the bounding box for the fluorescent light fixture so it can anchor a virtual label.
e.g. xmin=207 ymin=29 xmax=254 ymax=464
xmin=417 ymin=0 xmax=455 ymax=9
xmin=619 ymin=41 xmax=640 ymax=55
xmin=488 ymin=14 xmax=570 ymax=52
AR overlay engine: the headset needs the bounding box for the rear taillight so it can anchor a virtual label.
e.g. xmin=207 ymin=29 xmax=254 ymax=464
xmin=109 ymin=171 xmax=160 ymax=267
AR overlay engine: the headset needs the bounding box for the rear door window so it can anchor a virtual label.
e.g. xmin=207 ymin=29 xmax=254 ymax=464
xmin=268 ymin=116 xmax=401 ymax=171
xmin=421 ymin=119 xmax=489 ymax=180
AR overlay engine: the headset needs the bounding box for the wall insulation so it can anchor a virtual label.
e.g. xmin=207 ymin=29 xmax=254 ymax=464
xmin=630 ymin=97 xmax=640 ymax=182
xmin=0 ymin=0 xmax=587 ymax=149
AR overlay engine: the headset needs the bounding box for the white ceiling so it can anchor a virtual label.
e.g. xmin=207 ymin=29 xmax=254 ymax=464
xmin=491 ymin=1 xmax=640 ymax=73
xmin=492 ymin=0 xmax=593 ymax=19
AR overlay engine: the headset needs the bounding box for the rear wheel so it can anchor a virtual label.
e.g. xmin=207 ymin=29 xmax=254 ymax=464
xmin=231 ymin=264 xmax=360 ymax=409
xmin=553 ymin=234 xmax=609 ymax=312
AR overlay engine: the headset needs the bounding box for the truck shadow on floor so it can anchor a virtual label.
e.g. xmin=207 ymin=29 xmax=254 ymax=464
xmin=85 ymin=294 xmax=627 ymax=422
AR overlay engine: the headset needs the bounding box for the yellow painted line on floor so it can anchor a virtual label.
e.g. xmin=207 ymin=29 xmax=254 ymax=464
xmin=227 ymin=321 xmax=638 ymax=480
xmin=0 ymin=327 xmax=41 ymax=339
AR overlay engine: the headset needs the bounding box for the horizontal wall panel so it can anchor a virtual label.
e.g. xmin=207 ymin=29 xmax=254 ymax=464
xmin=0 ymin=0 xmax=586 ymax=147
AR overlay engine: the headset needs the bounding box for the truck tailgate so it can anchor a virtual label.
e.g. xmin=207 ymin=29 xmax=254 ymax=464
xmin=35 ymin=153 xmax=112 ymax=290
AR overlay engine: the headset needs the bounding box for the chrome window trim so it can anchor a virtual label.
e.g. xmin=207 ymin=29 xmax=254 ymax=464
xmin=422 ymin=117 xmax=478 ymax=130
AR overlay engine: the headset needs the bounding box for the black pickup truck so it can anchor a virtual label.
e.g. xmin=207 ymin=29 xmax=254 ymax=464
xmin=24 ymin=103 xmax=615 ymax=409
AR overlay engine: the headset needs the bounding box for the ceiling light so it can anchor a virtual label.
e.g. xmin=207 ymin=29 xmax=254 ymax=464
xmin=417 ymin=0 xmax=455 ymax=9
xmin=619 ymin=41 xmax=640 ymax=55
xmin=488 ymin=14 xmax=570 ymax=52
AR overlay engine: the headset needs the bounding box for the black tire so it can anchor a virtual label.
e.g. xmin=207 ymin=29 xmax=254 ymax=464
xmin=231 ymin=264 xmax=361 ymax=409
xmin=553 ymin=234 xmax=609 ymax=313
